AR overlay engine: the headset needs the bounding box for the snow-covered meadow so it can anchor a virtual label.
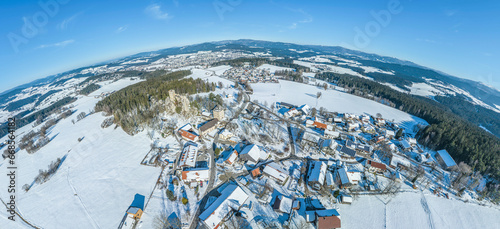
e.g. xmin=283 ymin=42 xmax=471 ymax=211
xmin=0 ymin=78 xmax=160 ymax=229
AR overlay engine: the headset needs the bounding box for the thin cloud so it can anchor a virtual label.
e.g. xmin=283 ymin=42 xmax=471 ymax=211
xmin=145 ymin=4 xmax=170 ymax=20
xmin=115 ymin=25 xmax=128 ymax=33
xmin=444 ymin=9 xmax=458 ymax=17
xmin=416 ymin=38 xmax=437 ymax=44
xmin=37 ymin=39 xmax=75 ymax=49
xmin=286 ymin=8 xmax=313 ymax=30
xmin=57 ymin=12 xmax=83 ymax=30
xmin=269 ymin=1 xmax=312 ymax=31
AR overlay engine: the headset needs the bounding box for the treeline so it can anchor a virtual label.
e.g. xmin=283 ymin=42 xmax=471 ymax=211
xmin=95 ymin=70 xmax=215 ymax=134
xmin=4 ymin=93 xmax=41 ymax=112
xmin=0 ymin=96 xmax=76 ymax=138
xmin=316 ymin=72 xmax=500 ymax=180
xmin=275 ymin=69 xmax=303 ymax=83
xmin=34 ymin=89 xmax=61 ymax=107
xmin=79 ymin=83 xmax=101 ymax=95
xmin=434 ymin=95 xmax=500 ymax=138
xmin=79 ymin=70 xmax=168 ymax=86
xmin=213 ymin=57 xmax=310 ymax=72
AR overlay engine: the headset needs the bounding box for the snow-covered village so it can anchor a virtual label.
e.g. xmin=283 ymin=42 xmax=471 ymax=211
xmin=1 ymin=41 xmax=499 ymax=229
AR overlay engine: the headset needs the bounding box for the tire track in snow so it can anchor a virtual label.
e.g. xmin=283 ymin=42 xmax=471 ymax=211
xmin=420 ymin=192 xmax=435 ymax=229
xmin=67 ymin=167 xmax=101 ymax=229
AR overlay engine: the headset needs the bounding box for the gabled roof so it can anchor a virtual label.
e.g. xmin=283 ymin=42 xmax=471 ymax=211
xmin=199 ymin=118 xmax=219 ymax=132
xmin=127 ymin=207 xmax=141 ymax=215
xmin=317 ymin=210 xmax=341 ymax=229
xmin=199 ymin=184 xmax=248 ymax=229
xmin=399 ymin=139 xmax=411 ymax=149
xmin=436 ymin=149 xmax=457 ymax=168
xmin=303 ymin=131 xmax=321 ymax=143
xmin=178 ymin=142 xmax=198 ymax=168
xmin=272 ymin=195 xmax=292 ymax=214
xmin=263 ymin=162 xmax=289 ymax=183
xmin=239 ymin=144 xmax=261 ymax=162
xmin=340 ymin=146 xmax=356 ymax=157
xmin=308 ymin=161 xmax=327 ymax=184
xmin=367 ymin=160 xmax=387 ymax=171
xmin=345 ymin=140 xmax=356 ymax=149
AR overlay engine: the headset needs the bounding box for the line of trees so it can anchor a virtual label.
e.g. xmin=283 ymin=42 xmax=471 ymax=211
xmin=79 ymin=83 xmax=101 ymax=95
xmin=0 ymin=96 xmax=76 ymax=138
xmin=213 ymin=57 xmax=310 ymax=72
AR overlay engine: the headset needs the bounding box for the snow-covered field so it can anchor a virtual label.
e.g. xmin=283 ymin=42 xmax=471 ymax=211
xmin=256 ymin=64 xmax=293 ymax=73
xmin=0 ymin=78 xmax=160 ymax=229
xmin=409 ymin=82 xmax=444 ymax=97
xmin=340 ymin=191 xmax=500 ymax=229
xmin=188 ymin=68 xmax=235 ymax=86
xmin=251 ymin=80 xmax=427 ymax=127
xmin=206 ymin=65 xmax=232 ymax=75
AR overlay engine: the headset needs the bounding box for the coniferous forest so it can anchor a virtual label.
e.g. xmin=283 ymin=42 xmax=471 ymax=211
xmin=95 ymin=70 xmax=216 ymax=133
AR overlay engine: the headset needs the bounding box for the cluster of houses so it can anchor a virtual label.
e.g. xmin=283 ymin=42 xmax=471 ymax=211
xmin=188 ymin=99 xmax=459 ymax=229
xmin=275 ymin=101 xmax=458 ymax=173
xmin=222 ymin=65 xmax=279 ymax=83
xmin=174 ymin=106 xmax=226 ymax=186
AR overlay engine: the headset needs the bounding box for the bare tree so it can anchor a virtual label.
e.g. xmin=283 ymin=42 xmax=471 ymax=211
xmin=452 ymin=162 xmax=472 ymax=191
xmin=153 ymin=211 xmax=181 ymax=229
xmin=77 ymin=112 xmax=86 ymax=121
xmin=219 ymin=170 xmax=235 ymax=183
xmin=224 ymin=211 xmax=251 ymax=229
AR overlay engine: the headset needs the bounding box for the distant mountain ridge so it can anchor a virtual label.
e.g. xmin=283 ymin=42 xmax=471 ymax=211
xmin=2 ymin=39 xmax=499 ymax=134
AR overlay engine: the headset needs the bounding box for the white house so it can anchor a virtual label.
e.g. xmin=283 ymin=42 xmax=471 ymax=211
xmin=298 ymin=104 xmax=311 ymax=115
xmin=308 ymin=161 xmax=327 ymax=190
xmin=239 ymin=144 xmax=268 ymax=163
xmin=384 ymin=130 xmax=395 ymax=139
xmin=435 ymin=149 xmax=457 ymax=170
xmin=335 ymin=167 xmax=361 ymax=188
xmin=199 ymin=184 xmax=249 ymax=229
xmin=263 ymin=162 xmax=289 ymax=185
xmin=399 ymin=139 xmax=412 ymax=151
xmin=325 ymin=171 xmax=335 ymax=189
xmin=272 ymin=195 xmax=293 ymax=214
xmin=324 ymin=129 xmax=340 ymax=139
xmin=219 ymin=129 xmax=234 ymax=140
xmin=182 ymin=167 xmax=210 ymax=183
xmin=178 ymin=142 xmax=198 ymax=168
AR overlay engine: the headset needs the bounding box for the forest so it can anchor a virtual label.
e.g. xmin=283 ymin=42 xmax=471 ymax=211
xmin=79 ymin=83 xmax=101 ymax=95
xmin=0 ymin=96 xmax=76 ymax=138
xmin=213 ymin=57 xmax=310 ymax=72
xmin=95 ymin=70 xmax=215 ymax=133
xmin=316 ymin=72 xmax=500 ymax=180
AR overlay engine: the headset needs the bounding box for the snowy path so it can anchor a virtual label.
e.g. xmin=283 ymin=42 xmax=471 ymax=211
xmin=420 ymin=192 xmax=435 ymax=229
xmin=66 ymin=167 xmax=101 ymax=229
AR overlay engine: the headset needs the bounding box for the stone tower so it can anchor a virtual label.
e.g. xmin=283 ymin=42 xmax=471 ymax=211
xmin=213 ymin=105 xmax=224 ymax=120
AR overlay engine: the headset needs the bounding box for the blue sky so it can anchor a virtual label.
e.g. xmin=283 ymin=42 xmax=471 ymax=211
xmin=1 ymin=0 xmax=499 ymax=93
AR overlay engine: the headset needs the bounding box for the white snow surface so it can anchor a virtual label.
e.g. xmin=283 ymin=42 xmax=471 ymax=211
xmin=256 ymin=64 xmax=293 ymax=73
xmin=340 ymin=191 xmax=500 ymax=229
xmin=206 ymin=65 xmax=232 ymax=75
xmin=409 ymin=83 xmax=445 ymax=97
xmin=251 ymin=80 xmax=427 ymax=127
xmin=0 ymin=78 xmax=159 ymax=229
